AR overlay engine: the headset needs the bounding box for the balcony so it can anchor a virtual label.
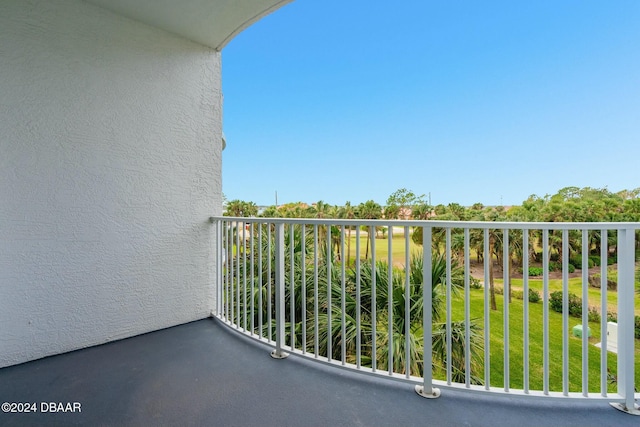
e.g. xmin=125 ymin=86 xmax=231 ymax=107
xmin=1 ymin=317 xmax=639 ymax=427
xmin=1 ymin=217 xmax=638 ymax=426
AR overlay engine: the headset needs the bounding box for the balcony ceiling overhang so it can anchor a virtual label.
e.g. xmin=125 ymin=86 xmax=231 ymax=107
xmin=84 ymin=0 xmax=294 ymax=50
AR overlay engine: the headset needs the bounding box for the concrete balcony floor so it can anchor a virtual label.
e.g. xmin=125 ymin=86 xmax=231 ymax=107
xmin=1 ymin=318 xmax=637 ymax=427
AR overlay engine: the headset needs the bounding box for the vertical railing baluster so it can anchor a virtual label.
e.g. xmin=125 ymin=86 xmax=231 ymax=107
xmin=242 ymin=224 xmax=247 ymax=331
xmin=271 ymin=222 xmax=288 ymax=359
xmin=250 ymin=222 xmax=255 ymax=335
xmin=231 ymin=223 xmax=236 ymax=326
xmin=301 ymin=224 xmax=306 ymax=354
xmin=483 ymin=228 xmax=490 ymax=390
xmin=562 ymin=229 xmax=569 ymax=396
xmin=542 ymin=228 xmax=550 ymax=395
xmin=217 ymin=219 xmax=223 ymax=318
xmin=523 ymin=229 xmax=530 ymax=394
xmin=236 ymin=224 xmax=241 ymax=328
xmin=290 ymin=224 xmax=295 ymax=351
xmin=388 ymin=225 xmax=393 ymax=375
xmin=267 ymin=224 xmax=272 ymax=341
xmin=371 ymin=225 xmax=377 ymax=372
xmin=258 ymin=223 xmax=263 ymax=339
xmin=228 ymin=222 xmax=232 ymax=323
xmin=503 ymin=229 xmax=510 ymax=392
xmin=600 ymin=229 xmax=608 ymax=397
xmin=464 ymin=228 xmax=471 ymax=388
xmin=314 ymin=224 xmax=319 ymax=358
xmin=446 ymin=228 xmax=452 ymax=385
xmin=356 ymin=226 xmax=362 ymax=369
xmin=612 ymin=227 xmax=639 ymax=414
xmin=341 ymin=225 xmax=346 ymax=365
xmin=416 ymin=225 xmax=441 ymax=399
xmin=404 ymin=226 xmax=411 ymax=378
xmin=327 ymin=224 xmax=332 ymax=362
xmin=581 ymin=229 xmax=589 ymax=396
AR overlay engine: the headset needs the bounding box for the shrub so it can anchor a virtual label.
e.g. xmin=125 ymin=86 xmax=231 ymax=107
xmin=588 ymin=306 xmax=601 ymax=323
xmin=569 ymin=256 xmax=582 ymax=270
xmin=550 ymin=253 xmax=560 ymax=262
xmin=551 ymin=262 xmax=575 ymax=273
xmin=513 ymin=290 xmax=524 ymax=300
xmin=589 ymin=255 xmax=601 ymax=267
xmin=549 ymin=291 xmax=582 ymax=317
xmin=528 ymin=267 xmax=544 ymax=277
xmin=607 ymin=311 xmax=618 ymax=323
xmin=494 ymin=286 xmax=503 ymax=295
xmin=549 ymin=291 xmax=563 ymax=313
xmin=470 ymin=277 xmax=482 ymax=290
xmin=528 ymin=288 xmax=541 ymax=303
xmin=607 ymin=257 xmax=616 ymax=265
xmin=549 ymin=262 xmax=561 ymax=272
xmin=636 ymin=316 xmax=640 ymax=340
xmin=533 ymin=252 xmax=543 ymax=262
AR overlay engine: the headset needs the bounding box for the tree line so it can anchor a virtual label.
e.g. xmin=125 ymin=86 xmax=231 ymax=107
xmin=224 ymin=186 xmax=640 ymax=223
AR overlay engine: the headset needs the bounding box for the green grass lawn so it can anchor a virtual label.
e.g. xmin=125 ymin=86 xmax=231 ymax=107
xmin=345 ymin=231 xmax=420 ymax=266
xmin=446 ymin=287 xmax=639 ymax=393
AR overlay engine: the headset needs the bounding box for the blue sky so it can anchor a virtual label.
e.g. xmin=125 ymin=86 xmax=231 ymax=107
xmin=221 ymin=0 xmax=639 ymax=207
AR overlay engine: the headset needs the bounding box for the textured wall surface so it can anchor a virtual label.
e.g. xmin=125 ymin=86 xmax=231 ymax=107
xmin=0 ymin=0 xmax=222 ymax=367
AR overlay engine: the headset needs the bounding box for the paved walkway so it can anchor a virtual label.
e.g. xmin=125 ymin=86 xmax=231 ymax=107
xmin=0 ymin=318 xmax=636 ymax=426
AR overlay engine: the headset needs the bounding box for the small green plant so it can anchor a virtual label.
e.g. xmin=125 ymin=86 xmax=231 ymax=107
xmin=549 ymin=291 xmax=582 ymax=317
xmin=549 ymin=262 xmax=575 ymax=273
xmin=528 ymin=267 xmax=544 ymax=277
xmin=528 ymin=288 xmax=541 ymax=303
xmin=588 ymin=306 xmax=601 ymax=323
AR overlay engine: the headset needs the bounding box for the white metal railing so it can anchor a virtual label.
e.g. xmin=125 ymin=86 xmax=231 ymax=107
xmin=211 ymin=217 xmax=639 ymax=413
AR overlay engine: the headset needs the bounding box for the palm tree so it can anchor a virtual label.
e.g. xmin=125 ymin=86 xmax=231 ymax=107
xmin=312 ymin=250 xmax=482 ymax=382
xmin=338 ymin=202 xmax=356 ymax=265
xmin=356 ymin=200 xmax=382 ymax=259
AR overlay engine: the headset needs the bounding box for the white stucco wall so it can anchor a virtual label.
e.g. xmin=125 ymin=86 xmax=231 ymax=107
xmin=0 ymin=0 xmax=222 ymax=367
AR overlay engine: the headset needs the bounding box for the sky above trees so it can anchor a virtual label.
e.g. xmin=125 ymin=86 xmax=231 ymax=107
xmin=221 ymin=0 xmax=640 ymax=207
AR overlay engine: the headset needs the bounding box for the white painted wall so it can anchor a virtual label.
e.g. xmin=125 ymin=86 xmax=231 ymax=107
xmin=0 ymin=0 xmax=222 ymax=367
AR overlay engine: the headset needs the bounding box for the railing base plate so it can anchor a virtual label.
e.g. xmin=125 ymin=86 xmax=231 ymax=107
xmin=610 ymin=402 xmax=640 ymax=416
xmin=415 ymin=385 xmax=441 ymax=399
xmin=270 ymin=350 xmax=289 ymax=359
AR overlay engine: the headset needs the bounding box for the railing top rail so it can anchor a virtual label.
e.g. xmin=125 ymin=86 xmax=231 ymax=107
xmin=211 ymin=216 xmax=640 ymax=230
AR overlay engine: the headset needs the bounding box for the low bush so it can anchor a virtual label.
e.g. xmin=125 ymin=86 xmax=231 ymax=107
xmin=470 ymin=277 xmax=482 ymax=289
xmin=588 ymin=306 xmax=601 ymax=323
xmin=549 ymin=291 xmax=582 ymax=317
xmin=528 ymin=267 xmax=544 ymax=276
xmin=569 ymin=256 xmax=594 ymax=270
xmin=569 ymin=256 xmax=582 ymax=270
xmin=549 ymin=262 xmax=575 ymax=273
xmin=528 ymin=288 xmax=541 ymax=303
xmin=589 ymin=255 xmax=601 ymax=267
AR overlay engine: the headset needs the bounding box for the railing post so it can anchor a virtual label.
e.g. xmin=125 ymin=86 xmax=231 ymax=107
xmin=271 ymin=222 xmax=289 ymax=359
xmin=610 ymin=228 xmax=639 ymax=414
xmin=416 ymin=225 xmax=441 ymax=399
xmin=216 ymin=218 xmax=223 ymax=317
